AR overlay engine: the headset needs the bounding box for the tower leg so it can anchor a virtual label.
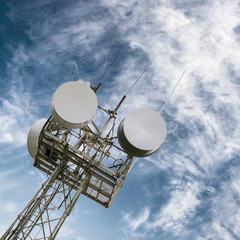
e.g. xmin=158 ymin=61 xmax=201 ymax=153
xmin=1 ymin=163 xmax=87 ymax=240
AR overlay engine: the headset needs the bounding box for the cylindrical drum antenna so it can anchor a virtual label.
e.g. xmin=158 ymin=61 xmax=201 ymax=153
xmin=117 ymin=108 xmax=167 ymax=157
xmin=27 ymin=118 xmax=47 ymax=158
xmin=50 ymin=81 xmax=98 ymax=129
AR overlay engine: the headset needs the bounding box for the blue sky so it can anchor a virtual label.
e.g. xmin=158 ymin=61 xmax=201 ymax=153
xmin=0 ymin=0 xmax=240 ymax=239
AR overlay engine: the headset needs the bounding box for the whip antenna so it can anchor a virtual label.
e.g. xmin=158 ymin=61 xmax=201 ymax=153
xmin=125 ymin=64 xmax=150 ymax=96
xmin=98 ymin=64 xmax=151 ymax=134
xmin=113 ymin=64 xmax=151 ymax=114
xmin=160 ymin=70 xmax=186 ymax=114
xmin=94 ymin=51 xmax=122 ymax=92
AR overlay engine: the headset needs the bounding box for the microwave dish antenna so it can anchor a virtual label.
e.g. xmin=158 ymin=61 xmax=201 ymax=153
xmin=27 ymin=118 xmax=47 ymax=158
xmin=2 ymin=68 xmax=168 ymax=240
xmin=50 ymin=81 xmax=98 ymax=129
xmin=117 ymin=108 xmax=167 ymax=157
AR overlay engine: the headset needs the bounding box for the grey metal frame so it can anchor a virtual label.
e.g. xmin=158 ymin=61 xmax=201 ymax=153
xmin=1 ymin=104 xmax=136 ymax=240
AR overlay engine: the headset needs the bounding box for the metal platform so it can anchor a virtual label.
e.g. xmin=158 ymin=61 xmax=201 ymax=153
xmin=1 ymin=105 xmax=136 ymax=240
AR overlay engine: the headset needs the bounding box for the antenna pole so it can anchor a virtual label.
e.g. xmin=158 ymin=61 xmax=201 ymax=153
xmin=160 ymin=70 xmax=186 ymax=114
xmin=94 ymin=82 xmax=102 ymax=92
xmin=113 ymin=95 xmax=126 ymax=114
xmin=98 ymin=95 xmax=126 ymax=135
xmin=94 ymin=51 xmax=122 ymax=93
xmin=98 ymin=65 xmax=150 ymax=135
xmin=125 ymin=65 xmax=150 ymax=96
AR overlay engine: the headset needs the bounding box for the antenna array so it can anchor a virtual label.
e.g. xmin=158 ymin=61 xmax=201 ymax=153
xmin=1 ymin=77 xmax=167 ymax=240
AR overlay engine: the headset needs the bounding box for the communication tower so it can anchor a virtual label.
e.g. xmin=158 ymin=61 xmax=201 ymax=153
xmin=1 ymin=80 xmax=167 ymax=240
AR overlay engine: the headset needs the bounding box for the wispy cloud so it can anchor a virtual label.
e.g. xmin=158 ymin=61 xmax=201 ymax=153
xmin=149 ymin=182 xmax=200 ymax=234
xmin=121 ymin=181 xmax=200 ymax=238
xmin=105 ymin=1 xmax=240 ymax=237
xmin=76 ymin=237 xmax=88 ymax=240
xmin=2 ymin=0 xmax=240 ymax=239
xmin=0 ymin=88 xmax=35 ymax=146
xmin=121 ymin=207 xmax=151 ymax=238
xmin=0 ymin=47 xmax=39 ymax=147
xmin=199 ymin=165 xmax=240 ymax=239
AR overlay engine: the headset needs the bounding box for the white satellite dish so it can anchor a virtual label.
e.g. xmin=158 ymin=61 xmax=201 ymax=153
xmin=50 ymin=81 xmax=98 ymax=129
xmin=117 ymin=108 xmax=167 ymax=157
xmin=27 ymin=119 xmax=47 ymax=159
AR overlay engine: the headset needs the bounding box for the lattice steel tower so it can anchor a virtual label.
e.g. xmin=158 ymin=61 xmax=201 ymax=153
xmin=1 ymin=80 xmax=167 ymax=240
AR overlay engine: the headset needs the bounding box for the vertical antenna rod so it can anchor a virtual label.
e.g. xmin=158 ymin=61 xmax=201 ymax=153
xmin=125 ymin=65 xmax=150 ymax=96
xmin=114 ymin=64 xmax=151 ymax=113
xmin=94 ymin=51 xmax=122 ymax=93
xmin=160 ymin=70 xmax=186 ymax=114
xmin=99 ymin=65 xmax=150 ymax=135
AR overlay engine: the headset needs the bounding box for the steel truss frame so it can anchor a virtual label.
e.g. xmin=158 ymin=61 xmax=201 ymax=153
xmin=1 ymin=104 xmax=136 ymax=240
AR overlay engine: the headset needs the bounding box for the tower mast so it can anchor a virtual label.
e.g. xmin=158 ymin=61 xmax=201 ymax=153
xmin=1 ymin=76 xmax=167 ymax=240
xmin=2 ymin=108 xmax=134 ymax=240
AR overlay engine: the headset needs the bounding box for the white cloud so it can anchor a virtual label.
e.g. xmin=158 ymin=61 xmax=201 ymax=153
xmin=123 ymin=207 xmax=150 ymax=232
xmin=2 ymin=0 xmax=240 ymax=239
xmin=199 ymin=166 xmax=240 ymax=239
xmin=76 ymin=237 xmax=87 ymax=240
xmin=150 ymin=182 xmax=200 ymax=234
xmin=0 ymin=201 xmax=18 ymax=213
xmin=197 ymin=221 xmax=234 ymax=240
xmin=103 ymin=0 xmax=240 ymax=180
xmin=0 ymin=166 xmax=24 ymax=192
xmin=121 ymin=182 xmax=201 ymax=238
xmin=0 ymin=87 xmax=36 ymax=146
xmin=121 ymin=207 xmax=151 ymax=238
xmin=0 ymin=48 xmax=40 ymax=147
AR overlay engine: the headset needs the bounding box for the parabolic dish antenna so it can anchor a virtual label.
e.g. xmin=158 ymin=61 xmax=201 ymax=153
xmin=27 ymin=119 xmax=47 ymax=158
xmin=117 ymin=108 xmax=167 ymax=157
xmin=50 ymin=81 xmax=98 ymax=129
